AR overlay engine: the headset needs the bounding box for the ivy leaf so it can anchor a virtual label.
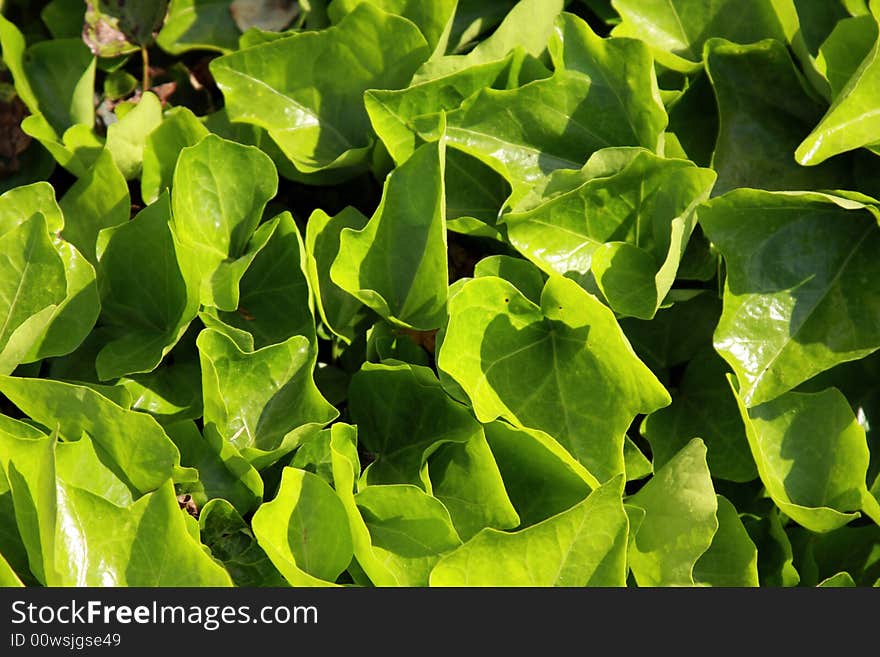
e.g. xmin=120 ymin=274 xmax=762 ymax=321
xmin=438 ymin=275 xmax=670 ymax=483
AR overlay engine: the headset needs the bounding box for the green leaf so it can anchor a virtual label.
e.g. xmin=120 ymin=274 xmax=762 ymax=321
xmin=473 ymin=255 xmax=545 ymax=305
xmin=0 ymin=25 xmax=96 ymax=137
xmin=430 ymin=475 xmax=628 ymax=586
xmin=54 ymin=479 xmax=232 ymax=586
xmin=20 ymin=117 xmax=104 ymax=178
xmin=165 ymin=420 xmax=263 ymax=516
xmin=699 ymin=190 xmax=880 ymax=407
xmin=0 ymin=376 xmax=183 ymax=496
xmin=141 ymin=107 xmax=210 ymax=204
xmin=505 ymin=148 xmax=715 ymax=318
xmin=170 ymin=134 xmax=278 ymax=310
xmin=642 ymin=348 xmax=757 ymax=482
xmin=797 ymin=9 xmax=880 ymax=164
xmin=104 ymin=92 xmax=164 ymax=181
xmin=328 ymin=422 xmax=398 ymax=585
xmin=365 ymin=53 xmax=515 ymax=165
xmin=252 ymin=467 xmax=352 ymax=585
xmin=693 ymin=495 xmax=760 ymax=586
xmin=305 ymin=206 xmax=371 ymax=343
xmin=611 ymin=0 xmax=785 ymax=72
xmin=328 ymin=0 xmax=456 ymax=52
xmin=199 ymin=499 xmax=286 ymax=587
xmin=548 ymin=13 xmax=668 ymax=154
xmin=210 ymin=3 xmax=430 ymax=176
xmin=417 ymin=0 xmax=565 ymax=80
xmin=483 ymin=421 xmax=594 ymax=527
xmin=438 ymin=275 xmax=669 ymax=483
xmin=705 ymin=38 xmax=853 ymax=195
xmin=0 ymin=418 xmax=59 ymax=585
xmin=158 ymin=0 xmax=242 ymax=54
xmin=627 ymin=439 xmax=718 ymax=586
xmin=0 ymin=215 xmax=67 ymax=375
xmin=348 ymin=361 xmax=479 ymax=486
xmin=428 ymin=432 xmax=520 ymax=540
xmin=331 ymin=140 xmax=447 ymax=330
xmin=354 ymin=484 xmax=462 ymax=586
xmin=0 ymin=181 xmax=64 ymax=236
xmin=96 ymin=193 xmax=200 ymax=380
xmin=198 ymin=329 xmax=338 ymax=469
xmin=0 ymin=551 xmax=23 ymax=586
xmin=207 ymin=212 xmax=315 ymax=349
xmin=816 ymin=15 xmax=878 ymax=98
xmin=818 ymin=572 xmax=856 ymax=586
xmin=731 ymin=384 xmax=880 ymax=532
xmin=58 ymin=149 xmax=130 ymax=265
xmin=417 ymin=71 xmax=666 ymax=204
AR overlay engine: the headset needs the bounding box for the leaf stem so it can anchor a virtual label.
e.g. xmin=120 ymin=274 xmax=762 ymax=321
xmin=141 ymin=46 xmax=151 ymax=92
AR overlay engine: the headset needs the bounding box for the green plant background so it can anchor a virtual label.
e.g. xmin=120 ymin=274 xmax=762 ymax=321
xmin=0 ymin=0 xmax=878 ymax=587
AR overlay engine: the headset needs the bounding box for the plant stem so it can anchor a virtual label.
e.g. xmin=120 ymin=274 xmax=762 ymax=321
xmin=141 ymin=46 xmax=151 ymax=92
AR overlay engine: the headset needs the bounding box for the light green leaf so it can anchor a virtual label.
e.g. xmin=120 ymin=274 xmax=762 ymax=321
xmin=54 ymin=479 xmax=232 ymax=586
xmin=365 ymin=54 xmax=515 ymax=164
xmin=438 ymin=275 xmax=669 ymax=483
xmin=628 ymin=439 xmax=718 ymax=587
xmin=331 ymin=140 xmax=447 ymax=330
xmin=355 ymin=484 xmax=462 ymax=586
xmin=198 ymin=329 xmax=338 ymax=469
xmin=0 ymin=215 xmax=67 ymax=375
xmin=503 ymin=148 xmax=715 ymax=319
xmin=329 ymin=422 xmax=400 ymax=586
xmin=158 ymin=0 xmax=242 ymax=54
xmin=473 ymin=255 xmax=545 ymax=305
xmin=0 ymin=417 xmax=58 ymax=585
xmin=328 ymin=0 xmax=456 ymax=52
xmin=705 ymin=38 xmax=853 ymax=195
xmin=20 ymin=117 xmax=104 ymax=178
xmin=816 ymin=15 xmax=878 ymax=99
xmin=549 ymin=13 xmax=668 ymax=154
xmin=611 ymin=0 xmax=785 ymax=72
xmin=171 ymin=134 xmax=278 ymax=310
xmin=141 ymin=107 xmax=210 ymax=204
xmin=818 ymin=572 xmax=856 ymax=586
xmin=0 ymin=551 xmax=23 ymax=586
xmin=699 ymin=190 xmax=880 ymax=407
xmin=105 ymin=92 xmax=164 ymax=180
xmin=693 ymin=495 xmax=760 ymax=586
xmin=96 ymin=193 xmax=200 ymax=380
xmin=210 ymin=3 xmax=430 ymax=176
xmin=418 ymin=71 xmax=666 ymax=204
xmin=483 ymin=421 xmax=594 ymax=527
xmin=642 ymin=348 xmax=757 ymax=482
xmin=431 ymin=475 xmax=627 ymax=586
xmin=252 ymin=467 xmax=352 ymax=586
xmin=0 ymin=376 xmax=183 ymax=496
xmin=348 ymin=361 xmax=479 ymax=486
xmin=416 ymin=0 xmax=565 ymax=80
xmin=0 ymin=182 xmax=64 ymax=235
xmin=59 ymin=149 xmax=130 ymax=265
xmin=56 ymin=432 xmax=133 ymax=507
xmin=428 ymin=432 xmax=520 ymax=540
xmin=731 ymin=384 xmax=880 ymax=532
xmin=305 ymin=206 xmax=371 ymax=343
xmin=797 ymin=9 xmax=880 ymax=164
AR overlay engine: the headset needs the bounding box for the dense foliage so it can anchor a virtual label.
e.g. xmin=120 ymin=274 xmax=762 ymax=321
xmin=0 ymin=0 xmax=879 ymax=587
